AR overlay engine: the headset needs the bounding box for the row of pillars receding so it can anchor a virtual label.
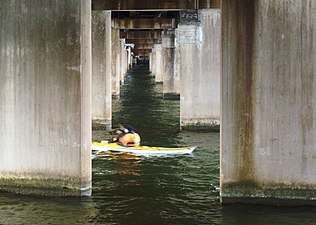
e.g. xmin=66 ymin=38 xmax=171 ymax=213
xmin=92 ymin=9 xmax=221 ymax=131
xmin=158 ymin=10 xmax=221 ymax=130
xmin=1 ymin=0 xmax=316 ymax=206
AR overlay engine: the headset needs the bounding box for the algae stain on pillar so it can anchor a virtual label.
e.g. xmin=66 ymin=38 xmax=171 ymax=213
xmin=221 ymin=0 xmax=258 ymax=199
xmin=233 ymin=0 xmax=257 ymax=183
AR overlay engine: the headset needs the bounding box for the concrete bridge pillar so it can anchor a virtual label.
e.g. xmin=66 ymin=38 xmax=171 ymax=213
xmin=111 ymin=28 xmax=120 ymax=97
xmin=174 ymin=40 xmax=181 ymax=96
xmin=132 ymin=54 xmax=137 ymax=65
xmin=126 ymin=45 xmax=132 ymax=68
xmin=120 ymin=39 xmax=127 ymax=83
xmin=179 ymin=9 xmax=221 ymax=130
xmin=162 ymin=29 xmax=179 ymax=99
xmin=150 ymin=49 xmax=156 ymax=75
xmin=221 ymin=0 xmax=316 ymax=205
xmin=152 ymin=43 xmax=164 ymax=83
xmin=149 ymin=52 xmax=153 ymax=72
xmin=92 ymin=10 xmax=112 ymax=129
xmin=0 ymin=0 xmax=91 ymax=196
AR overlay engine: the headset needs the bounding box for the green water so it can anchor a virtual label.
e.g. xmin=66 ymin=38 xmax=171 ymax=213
xmin=1 ymin=64 xmax=316 ymax=224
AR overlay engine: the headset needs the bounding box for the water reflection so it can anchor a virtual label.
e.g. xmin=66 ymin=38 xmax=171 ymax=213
xmin=221 ymin=204 xmax=316 ymax=225
xmin=0 ymin=193 xmax=98 ymax=224
xmin=111 ymin=66 xmax=182 ymax=148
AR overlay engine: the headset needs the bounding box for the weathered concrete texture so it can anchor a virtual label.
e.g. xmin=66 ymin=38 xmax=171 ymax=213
xmin=162 ymin=29 xmax=180 ymax=99
xmin=80 ymin=0 xmax=92 ymax=196
xmin=179 ymin=9 xmax=221 ymax=130
xmin=174 ymin=42 xmax=181 ymax=97
xmin=152 ymin=43 xmax=164 ymax=83
xmin=120 ymin=39 xmax=128 ymax=83
xmin=149 ymin=53 xmax=153 ymax=71
xmin=92 ymin=10 xmax=112 ymax=129
xmin=111 ymin=28 xmax=121 ymax=97
xmin=221 ymin=0 xmax=316 ymax=205
xmin=0 ymin=0 xmax=92 ymax=196
xmin=151 ymin=51 xmax=156 ymax=70
xmin=126 ymin=45 xmax=132 ymax=68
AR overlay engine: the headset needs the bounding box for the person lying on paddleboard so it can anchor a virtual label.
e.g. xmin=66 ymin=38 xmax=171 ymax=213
xmin=117 ymin=125 xmax=141 ymax=147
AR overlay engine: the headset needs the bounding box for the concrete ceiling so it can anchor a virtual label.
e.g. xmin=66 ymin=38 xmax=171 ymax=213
xmin=93 ymin=0 xmax=220 ymax=11
xmin=113 ymin=11 xmax=177 ymax=57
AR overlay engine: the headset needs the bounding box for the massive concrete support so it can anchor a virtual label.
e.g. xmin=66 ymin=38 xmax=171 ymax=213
xmin=174 ymin=41 xmax=181 ymax=96
xmin=151 ymin=50 xmax=156 ymax=73
xmin=152 ymin=43 xmax=164 ymax=83
xmin=112 ymin=37 xmax=128 ymax=93
xmin=92 ymin=11 xmax=112 ymax=129
xmin=0 ymin=0 xmax=91 ymax=196
xmin=120 ymin=39 xmax=128 ymax=83
xmin=126 ymin=45 xmax=132 ymax=68
xmin=162 ymin=29 xmax=179 ymax=98
xmin=221 ymin=0 xmax=316 ymax=205
xmin=80 ymin=0 xmax=92 ymax=197
xmin=179 ymin=10 xmax=221 ymax=130
xmin=112 ymin=28 xmax=121 ymax=96
xmin=149 ymin=53 xmax=153 ymax=71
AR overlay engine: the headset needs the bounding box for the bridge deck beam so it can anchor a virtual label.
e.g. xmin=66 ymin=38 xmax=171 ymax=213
xmin=112 ymin=18 xmax=175 ymax=29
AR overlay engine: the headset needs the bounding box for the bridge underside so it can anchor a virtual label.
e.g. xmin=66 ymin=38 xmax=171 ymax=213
xmin=0 ymin=0 xmax=315 ymax=207
xmin=92 ymin=0 xmax=220 ymax=10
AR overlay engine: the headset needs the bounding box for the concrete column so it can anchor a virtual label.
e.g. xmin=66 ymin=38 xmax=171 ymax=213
xmin=149 ymin=52 xmax=153 ymax=72
xmin=154 ymin=44 xmax=164 ymax=83
xmin=174 ymin=38 xmax=181 ymax=96
xmin=80 ymin=0 xmax=92 ymax=196
xmin=119 ymin=39 xmax=127 ymax=84
xmin=126 ymin=45 xmax=132 ymax=68
xmin=123 ymin=42 xmax=128 ymax=74
xmin=111 ymin=28 xmax=120 ymax=97
xmin=92 ymin=10 xmax=112 ymax=129
xmin=221 ymin=0 xmax=316 ymax=205
xmin=0 ymin=0 xmax=91 ymax=196
xmin=151 ymin=47 xmax=156 ymax=74
xmin=179 ymin=9 xmax=221 ymax=130
xmin=152 ymin=43 xmax=164 ymax=83
xmin=132 ymin=54 xmax=137 ymax=65
xmin=162 ymin=29 xmax=179 ymax=99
